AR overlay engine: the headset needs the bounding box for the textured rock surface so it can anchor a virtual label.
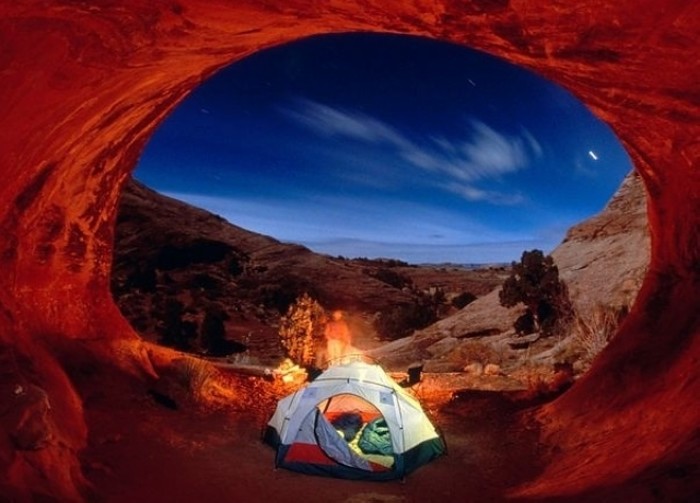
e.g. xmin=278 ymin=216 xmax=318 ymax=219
xmin=553 ymin=170 xmax=650 ymax=315
xmin=0 ymin=0 xmax=698 ymax=500
xmin=370 ymin=287 xmax=520 ymax=368
xmin=372 ymin=170 xmax=650 ymax=368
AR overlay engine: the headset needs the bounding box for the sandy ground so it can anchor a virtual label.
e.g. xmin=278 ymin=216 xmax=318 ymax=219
xmin=76 ymin=321 xmax=552 ymax=503
xmin=71 ymin=321 xmax=698 ymax=503
xmin=79 ymin=371 xmax=544 ymax=503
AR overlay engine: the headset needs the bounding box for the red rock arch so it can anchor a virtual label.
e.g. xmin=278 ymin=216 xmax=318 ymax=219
xmin=1 ymin=1 xmax=698 ymax=500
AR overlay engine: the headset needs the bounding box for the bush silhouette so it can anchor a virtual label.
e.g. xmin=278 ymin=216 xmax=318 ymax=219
xmin=499 ymin=249 xmax=572 ymax=337
xmin=374 ymin=293 xmax=438 ymax=340
xmin=259 ymin=275 xmax=320 ymax=314
xmin=200 ymin=306 xmax=229 ymax=356
xmin=371 ymin=268 xmax=412 ymax=289
xmin=452 ymin=291 xmax=477 ymax=309
xmin=158 ymin=299 xmax=196 ymax=350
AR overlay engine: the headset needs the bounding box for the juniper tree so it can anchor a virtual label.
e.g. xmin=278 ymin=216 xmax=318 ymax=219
xmin=499 ymin=249 xmax=572 ymax=336
xmin=278 ymin=293 xmax=326 ymax=366
xmin=159 ymin=299 xmax=195 ymax=350
xmin=201 ymin=306 xmax=229 ymax=356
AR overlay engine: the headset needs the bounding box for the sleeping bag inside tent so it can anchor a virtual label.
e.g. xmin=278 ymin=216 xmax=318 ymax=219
xmin=263 ymin=361 xmax=445 ymax=480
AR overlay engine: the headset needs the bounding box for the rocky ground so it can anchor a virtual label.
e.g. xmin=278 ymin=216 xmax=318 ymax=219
xmin=81 ymin=385 xmax=545 ymax=503
xmin=77 ymin=341 xmax=546 ymax=503
xmin=370 ymin=171 xmax=650 ymax=380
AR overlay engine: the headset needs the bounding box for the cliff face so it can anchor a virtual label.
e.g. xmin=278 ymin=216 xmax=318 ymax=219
xmin=0 ymin=1 xmax=698 ymax=500
xmin=553 ymin=170 xmax=650 ymax=316
xmin=372 ymin=170 xmax=650 ymax=366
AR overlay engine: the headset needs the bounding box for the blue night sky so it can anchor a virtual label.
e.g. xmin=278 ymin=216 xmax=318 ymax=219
xmin=135 ymin=33 xmax=632 ymax=264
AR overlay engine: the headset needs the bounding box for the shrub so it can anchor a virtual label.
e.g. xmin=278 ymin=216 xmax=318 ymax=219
xmin=278 ymin=293 xmax=326 ymax=366
xmin=511 ymin=363 xmax=554 ymax=400
xmin=200 ymin=306 xmax=229 ymax=355
xmin=447 ymin=341 xmax=501 ymax=367
xmin=513 ymin=311 xmax=535 ymax=336
xmin=259 ymin=275 xmax=320 ymax=314
xmin=452 ymin=291 xmax=477 ymax=309
xmin=374 ymin=295 xmax=438 ymax=340
xmin=371 ymin=268 xmax=412 ymax=289
xmin=499 ymin=249 xmax=573 ymax=337
xmin=175 ymin=357 xmax=216 ymax=400
xmin=465 ymin=341 xmax=501 ymax=365
xmin=158 ymin=299 xmax=196 ymax=350
xmin=227 ymin=254 xmax=245 ymax=276
xmin=571 ymin=306 xmax=620 ymax=368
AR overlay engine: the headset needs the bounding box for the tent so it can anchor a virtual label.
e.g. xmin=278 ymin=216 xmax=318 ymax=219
xmin=263 ymin=360 xmax=445 ymax=480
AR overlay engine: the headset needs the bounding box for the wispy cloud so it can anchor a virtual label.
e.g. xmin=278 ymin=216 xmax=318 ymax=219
xmin=442 ymin=182 xmax=525 ymax=205
xmin=282 ymin=98 xmax=541 ymax=205
xmin=283 ymin=98 xmax=411 ymax=148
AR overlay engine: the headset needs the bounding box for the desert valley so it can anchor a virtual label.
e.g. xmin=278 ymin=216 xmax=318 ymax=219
xmin=74 ymin=169 xmax=656 ymax=502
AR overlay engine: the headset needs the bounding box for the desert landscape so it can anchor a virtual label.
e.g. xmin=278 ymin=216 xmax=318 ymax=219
xmin=1 ymin=1 xmax=699 ymax=502
xmin=83 ymin=169 xmax=652 ymax=501
xmin=111 ymin=169 xmax=649 ymax=377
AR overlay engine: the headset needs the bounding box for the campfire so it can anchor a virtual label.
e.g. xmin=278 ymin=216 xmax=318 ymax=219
xmin=272 ymin=358 xmax=307 ymax=384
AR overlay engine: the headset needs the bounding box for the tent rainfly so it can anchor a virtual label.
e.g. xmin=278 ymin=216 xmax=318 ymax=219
xmin=264 ymin=360 xmax=445 ymax=480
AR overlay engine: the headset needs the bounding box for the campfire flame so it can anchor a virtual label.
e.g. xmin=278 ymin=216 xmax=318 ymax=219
xmin=273 ymin=358 xmax=307 ymax=385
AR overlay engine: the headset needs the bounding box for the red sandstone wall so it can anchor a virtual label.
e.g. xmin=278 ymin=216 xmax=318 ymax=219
xmin=1 ymin=0 xmax=698 ymax=499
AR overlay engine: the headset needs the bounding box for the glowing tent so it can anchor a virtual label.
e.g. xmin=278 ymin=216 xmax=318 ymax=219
xmin=264 ymin=360 xmax=445 ymax=480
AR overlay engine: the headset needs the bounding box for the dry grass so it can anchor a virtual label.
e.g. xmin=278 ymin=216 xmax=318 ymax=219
xmin=511 ymin=363 xmax=552 ymax=398
xmin=447 ymin=340 xmax=503 ymax=368
xmin=174 ymin=356 xmax=217 ymax=400
xmin=509 ymin=361 xmax=574 ymax=401
xmin=571 ymin=306 xmax=620 ymax=369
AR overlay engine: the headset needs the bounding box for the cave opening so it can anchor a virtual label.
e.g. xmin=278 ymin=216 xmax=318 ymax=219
xmin=116 ymin=32 xmax=641 ymax=382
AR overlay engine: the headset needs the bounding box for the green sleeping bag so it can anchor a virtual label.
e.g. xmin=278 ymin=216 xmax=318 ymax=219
xmin=358 ymin=417 xmax=393 ymax=456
